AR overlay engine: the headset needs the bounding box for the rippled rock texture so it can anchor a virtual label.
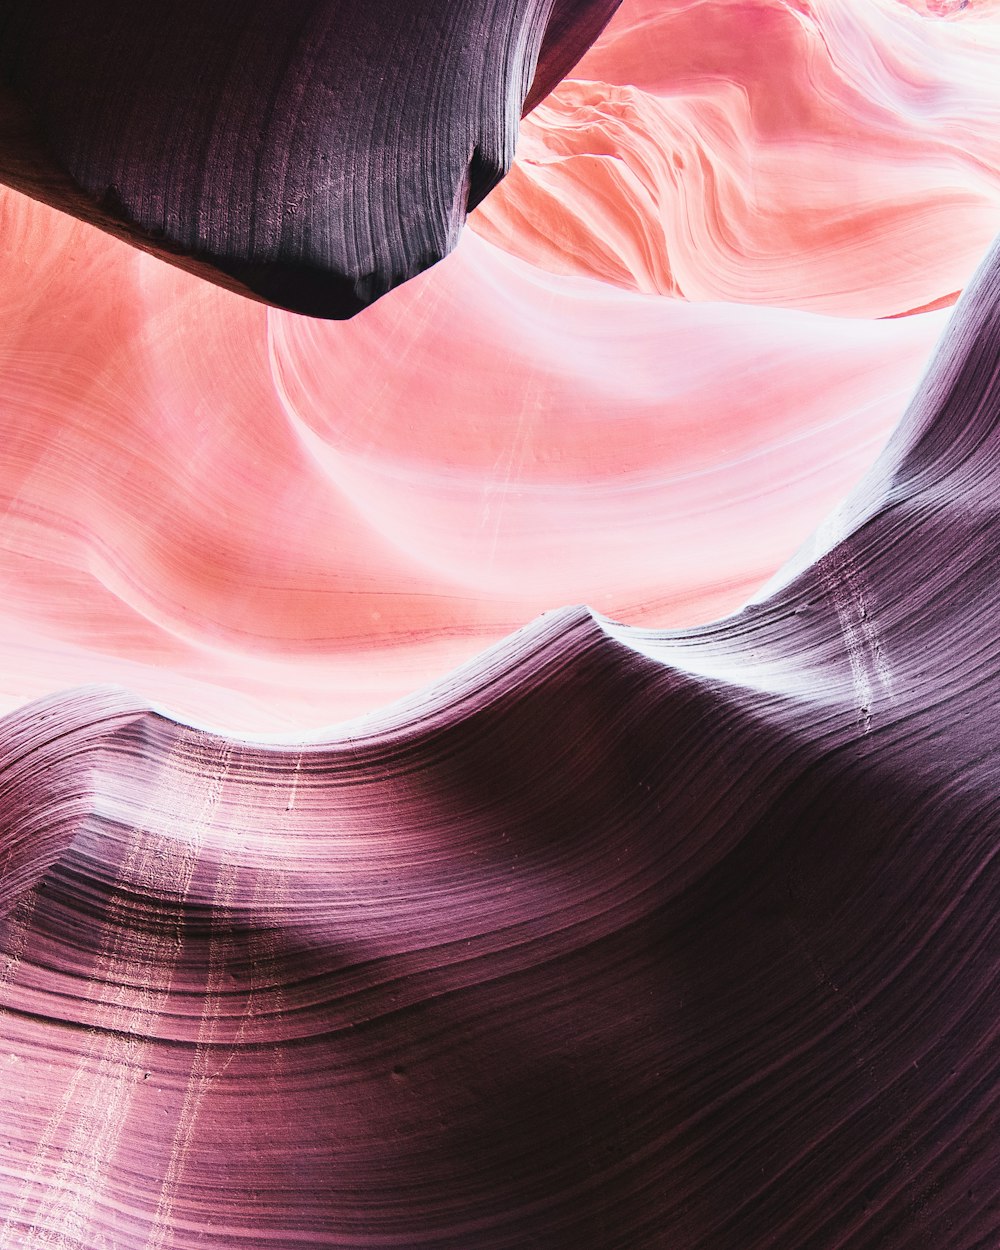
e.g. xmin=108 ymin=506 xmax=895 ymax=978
xmin=0 ymin=0 xmax=619 ymax=316
xmin=2 ymin=239 xmax=1000 ymax=1243
xmin=1 ymin=0 xmax=1000 ymax=1245
xmin=476 ymin=0 xmax=1000 ymax=316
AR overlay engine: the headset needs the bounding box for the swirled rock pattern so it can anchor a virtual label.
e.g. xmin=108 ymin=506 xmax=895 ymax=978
xmin=1 ymin=0 xmax=1000 ymax=1244
xmin=475 ymin=0 xmax=1000 ymax=317
xmin=3 ymin=0 xmax=1000 ymax=729
xmin=0 ymin=0 xmax=619 ymax=316
xmin=0 ymin=181 xmax=955 ymax=730
xmin=2 ymin=237 xmax=1000 ymax=1245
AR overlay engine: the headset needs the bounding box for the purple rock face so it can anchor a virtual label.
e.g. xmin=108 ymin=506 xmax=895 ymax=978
xmin=0 ymin=236 xmax=999 ymax=1246
xmin=0 ymin=0 xmax=620 ymax=317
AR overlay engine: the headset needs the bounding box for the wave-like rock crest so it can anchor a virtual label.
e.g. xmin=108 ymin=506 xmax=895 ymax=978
xmin=1 ymin=231 xmax=999 ymax=1246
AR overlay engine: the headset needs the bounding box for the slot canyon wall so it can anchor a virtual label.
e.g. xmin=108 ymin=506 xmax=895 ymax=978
xmin=0 ymin=1 xmax=997 ymax=1245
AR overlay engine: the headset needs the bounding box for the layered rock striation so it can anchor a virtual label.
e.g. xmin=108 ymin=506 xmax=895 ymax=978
xmin=1 ymin=229 xmax=999 ymax=1247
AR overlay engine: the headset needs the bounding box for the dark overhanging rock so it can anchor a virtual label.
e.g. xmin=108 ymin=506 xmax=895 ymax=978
xmin=0 ymin=0 xmax=621 ymax=318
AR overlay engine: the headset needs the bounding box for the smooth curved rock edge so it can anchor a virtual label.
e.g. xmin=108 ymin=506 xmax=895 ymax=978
xmin=2 ymin=236 xmax=1000 ymax=1246
xmin=0 ymin=0 xmax=620 ymax=318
